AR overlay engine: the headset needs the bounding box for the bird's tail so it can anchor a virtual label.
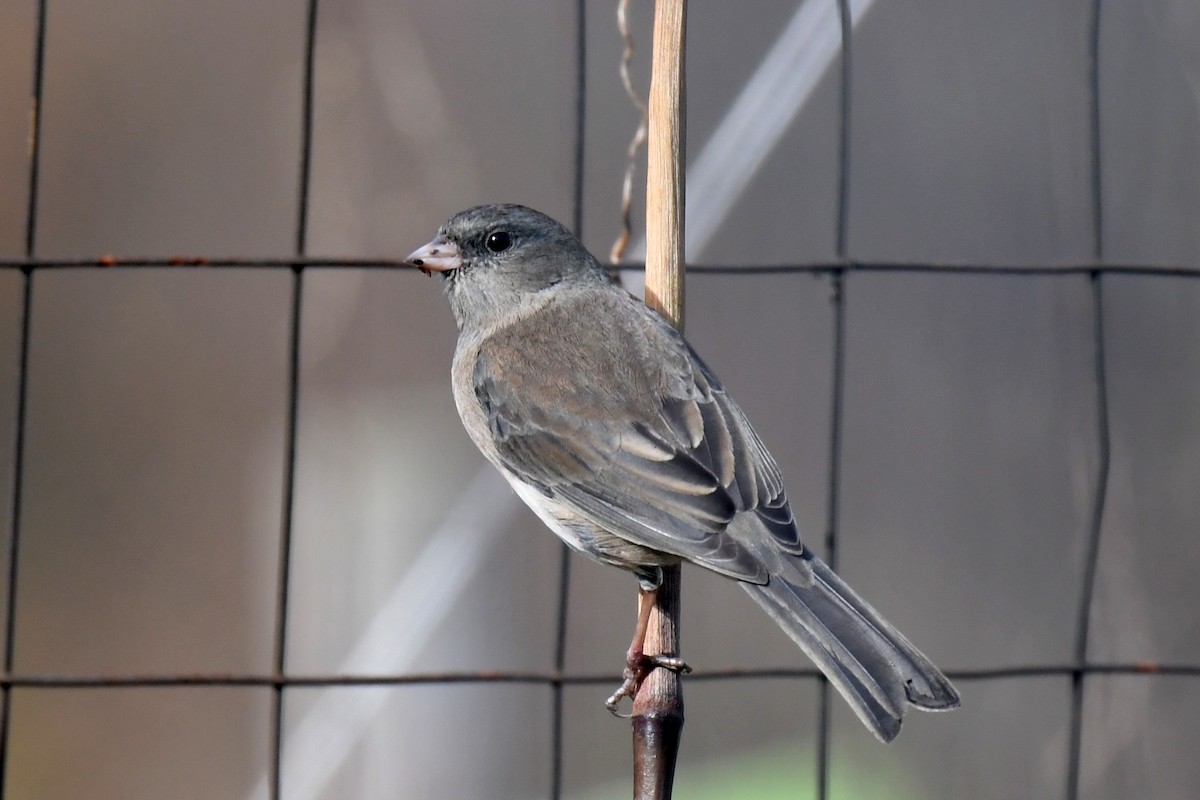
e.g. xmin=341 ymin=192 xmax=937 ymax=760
xmin=741 ymin=553 xmax=959 ymax=742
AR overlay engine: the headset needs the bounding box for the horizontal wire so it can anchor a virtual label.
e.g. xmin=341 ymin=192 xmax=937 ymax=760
xmin=1 ymin=661 xmax=1195 ymax=689
xmin=2 ymin=257 xmax=1200 ymax=278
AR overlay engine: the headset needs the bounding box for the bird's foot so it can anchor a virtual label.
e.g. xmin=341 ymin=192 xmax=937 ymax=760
xmin=604 ymin=652 xmax=692 ymax=718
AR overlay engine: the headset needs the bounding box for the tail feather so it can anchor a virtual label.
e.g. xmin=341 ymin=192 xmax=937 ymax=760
xmin=741 ymin=552 xmax=959 ymax=743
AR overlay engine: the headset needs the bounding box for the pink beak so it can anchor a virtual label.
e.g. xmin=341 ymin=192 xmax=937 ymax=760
xmin=406 ymin=234 xmax=462 ymax=275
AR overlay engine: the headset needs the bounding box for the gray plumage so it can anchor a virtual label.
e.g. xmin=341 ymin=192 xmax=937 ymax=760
xmin=408 ymin=203 xmax=959 ymax=742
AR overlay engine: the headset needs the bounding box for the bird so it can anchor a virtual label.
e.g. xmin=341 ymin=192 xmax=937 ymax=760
xmin=406 ymin=203 xmax=960 ymax=742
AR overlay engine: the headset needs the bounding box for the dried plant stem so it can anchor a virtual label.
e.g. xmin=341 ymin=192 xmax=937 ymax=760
xmin=633 ymin=1 xmax=687 ymax=799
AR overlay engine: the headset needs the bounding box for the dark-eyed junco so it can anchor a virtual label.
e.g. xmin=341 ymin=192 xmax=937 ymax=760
xmin=408 ymin=204 xmax=959 ymax=742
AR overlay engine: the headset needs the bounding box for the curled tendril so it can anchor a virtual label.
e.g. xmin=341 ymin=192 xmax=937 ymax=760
xmin=610 ymin=0 xmax=649 ymax=265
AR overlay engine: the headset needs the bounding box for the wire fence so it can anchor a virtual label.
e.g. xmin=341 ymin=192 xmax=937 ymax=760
xmin=2 ymin=1 xmax=1198 ymax=799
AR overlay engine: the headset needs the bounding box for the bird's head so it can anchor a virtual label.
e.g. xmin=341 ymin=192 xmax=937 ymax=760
xmin=407 ymin=204 xmax=605 ymax=331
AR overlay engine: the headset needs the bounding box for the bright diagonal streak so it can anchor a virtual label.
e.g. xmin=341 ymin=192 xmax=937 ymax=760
xmin=624 ymin=0 xmax=874 ymax=293
xmin=245 ymin=467 xmax=520 ymax=800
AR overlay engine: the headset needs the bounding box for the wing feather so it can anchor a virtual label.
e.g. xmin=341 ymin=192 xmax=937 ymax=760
xmin=473 ymin=292 xmax=809 ymax=581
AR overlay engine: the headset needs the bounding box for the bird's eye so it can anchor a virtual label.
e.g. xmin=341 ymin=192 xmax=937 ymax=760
xmin=485 ymin=230 xmax=513 ymax=253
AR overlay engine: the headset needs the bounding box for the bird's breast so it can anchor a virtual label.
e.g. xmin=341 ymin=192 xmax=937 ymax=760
xmin=451 ymin=336 xmax=504 ymax=466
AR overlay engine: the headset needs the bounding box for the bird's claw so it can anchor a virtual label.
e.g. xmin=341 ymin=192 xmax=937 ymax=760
xmin=604 ymin=653 xmax=692 ymax=718
xmin=648 ymin=653 xmax=691 ymax=673
xmin=604 ymin=673 xmax=639 ymax=718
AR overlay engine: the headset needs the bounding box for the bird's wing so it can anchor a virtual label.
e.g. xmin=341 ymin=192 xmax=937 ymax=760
xmin=472 ymin=292 xmax=806 ymax=583
xmin=684 ymin=344 xmax=805 ymax=556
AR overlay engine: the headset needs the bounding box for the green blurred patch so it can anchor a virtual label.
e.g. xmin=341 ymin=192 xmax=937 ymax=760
xmin=568 ymin=740 xmax=915 ymax=800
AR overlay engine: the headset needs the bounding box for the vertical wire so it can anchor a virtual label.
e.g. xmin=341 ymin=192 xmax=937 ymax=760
xmin=1066 ymin=4 xmax=1107 ymax=799
xmin=269 ymin=2 xmax=319 ymax=798
xmin=817 ymin=270 xmax=846 ymax=800
xmin=1087 ymin=0 xmax=1104 ymax=263
xmin=294 ymin=0 xmax=320 ymax=260
xmin=0 ymin=2 xmax=49 ymax=795
xmin=270 ymin=268 xmax=304 ymax=800
xmin=0 ymin=281 xmax=32 ymax=800
xmin=834 ymin=0 xmax=853 ymax=260
xmin=1066 ymin=273 xmax=1108 ymax=800
xmin=550 ymin=4 xmax=587 ymax=797
xmin=549 ymin=542 xmax=572 ymax=800
xmin=23 ymin=0 xmax=49 ymax=260
xmin=818 ymin=3 xmax=852 ymax=798
xmin=571 ymin=0 xmax=588 ymax=240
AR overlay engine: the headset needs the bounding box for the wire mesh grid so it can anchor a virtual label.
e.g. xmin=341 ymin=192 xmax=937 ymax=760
xmin=1 ymin=1 xmax=1198 ymax=798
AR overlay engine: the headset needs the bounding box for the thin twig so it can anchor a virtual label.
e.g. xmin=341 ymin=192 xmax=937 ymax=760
xmin=610 ymin=0 xmax=650 ymax=264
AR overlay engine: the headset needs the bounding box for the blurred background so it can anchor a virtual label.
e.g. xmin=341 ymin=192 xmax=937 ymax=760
xmin=0 ymin=0 xmax=1198 ymax=798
